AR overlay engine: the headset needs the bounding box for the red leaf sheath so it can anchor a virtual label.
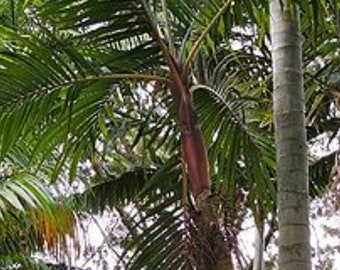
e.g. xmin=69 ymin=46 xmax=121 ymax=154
xmin=181 ymin=130 xmax=210 ymax=198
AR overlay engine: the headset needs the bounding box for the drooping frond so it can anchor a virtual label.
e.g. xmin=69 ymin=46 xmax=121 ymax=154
xmin=115 ymin=167 xmax=186 ymax=270
xmin=189 ymin=47 xmax=275 ymax=212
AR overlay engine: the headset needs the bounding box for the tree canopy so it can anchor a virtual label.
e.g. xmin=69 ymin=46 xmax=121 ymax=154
xmin=0 ymin=0 xmax=339 ymax=269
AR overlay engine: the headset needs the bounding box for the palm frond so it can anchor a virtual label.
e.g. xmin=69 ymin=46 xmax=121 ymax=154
xmin=191 ymin=48 xmax=275 ymax=212
xmin=119 ymin=184 xmax=185 ymax=270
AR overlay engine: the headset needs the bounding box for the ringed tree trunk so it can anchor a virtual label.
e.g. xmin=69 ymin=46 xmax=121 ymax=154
xmin=270 ymin=1 xmax=311 ymax=270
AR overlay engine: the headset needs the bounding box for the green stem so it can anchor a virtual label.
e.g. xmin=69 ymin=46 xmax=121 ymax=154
xmin=183 ymin=0 xmax=232 ymax=75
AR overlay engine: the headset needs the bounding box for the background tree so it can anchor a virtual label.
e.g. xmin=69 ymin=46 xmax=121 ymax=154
xmin=270 ymin=1 xmax=311 ymax=269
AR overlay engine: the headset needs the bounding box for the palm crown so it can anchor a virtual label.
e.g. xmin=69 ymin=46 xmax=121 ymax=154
xmin=0 ymin=0 xmax=339 ymax=269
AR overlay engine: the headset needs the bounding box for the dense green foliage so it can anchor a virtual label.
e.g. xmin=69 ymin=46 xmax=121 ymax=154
xmin=0 ymin=0 xmax=339 ymax=269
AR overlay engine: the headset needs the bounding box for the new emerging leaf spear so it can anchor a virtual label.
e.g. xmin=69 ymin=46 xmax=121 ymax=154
xmin=142 ymin=0 xmax=232 ymax=199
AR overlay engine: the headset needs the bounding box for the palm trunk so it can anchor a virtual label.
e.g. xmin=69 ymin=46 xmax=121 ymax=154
xmin=253 ymin=219 xmax=265 ymax=270
xmin=169 ymin=74 xmax=233 ymax=270
xmin=270 ymin=1 xmax=311 ymax=270
xmin=144 ymin=4 xmax=234 ymax=268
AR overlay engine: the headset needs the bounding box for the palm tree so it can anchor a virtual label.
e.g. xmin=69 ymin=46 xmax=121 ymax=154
xmin=0 ymin=0 xmax=280 ymax=269
xmin=270 ymin=1 xmax=311 ymax=269
xmin=0 ymin=0 xmax=339 ymax=269
xmin=0 ymin=1 xmax=278 ymax=268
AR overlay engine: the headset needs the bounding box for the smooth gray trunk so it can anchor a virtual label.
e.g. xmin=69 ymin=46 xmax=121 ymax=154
xmin=270 ymin=1 xmax=311 ymax=270
xmin=252 ymin=222 xmax=265 ymax=270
